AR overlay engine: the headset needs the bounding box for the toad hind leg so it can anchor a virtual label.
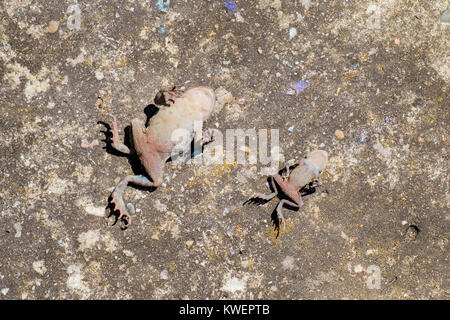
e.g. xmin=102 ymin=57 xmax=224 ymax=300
xmin=275 ymin=198 xmax=302 ymax=230
xmin=110 ymin=174 xmax=156 ymax=227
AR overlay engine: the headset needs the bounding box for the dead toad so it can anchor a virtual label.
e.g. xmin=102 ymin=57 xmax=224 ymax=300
xmin=105 ymin=86 xmax=216 ymax=227
xmin=247 ymin=150 xmax=328 ymax=229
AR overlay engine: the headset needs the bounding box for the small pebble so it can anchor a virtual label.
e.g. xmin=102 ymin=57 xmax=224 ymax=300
xmin=289 ymin=27 xmax=297 ymax=40
xmin=126 ymin=203 xmax=135 ymax=215
xmin=47 ymin=20 xmax=59 ymax=33
xmin=335 ymin=129 xmax=344 ymax=140
xmin=353 ymin=264 xmax=363 ymax=273
xmin=237 ymin=98 xmax=246 ymax=105
xmin=440 ymin=10 xmax=450 ymax=24
xmin=286 ymin=88 xmax=296 ymax=95
xmin=160 ymin=269 xmax=169 ymax=280
xmin=95 ymin=71 xmax=104 ymax=80
xmin=95 ymin=97 xmax=103 ymax=108
xmin=81 ymin=139 xmax=90 ymax=148
xmin=186 ymin=239 xmax=194 ymax=249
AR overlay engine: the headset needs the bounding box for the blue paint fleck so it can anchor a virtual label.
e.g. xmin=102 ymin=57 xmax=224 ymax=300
xmin=3 ymin=44 xmax=10 ymax=52
xmin=224 ymin=0 xmax=238 ymax=13
xmin=351 ymin=63 xmax=359 ymax=69
xmin=286 ymin=81 xmax=308 ymax=96
xmin=158 ymin=27 xmax=166 ymax=34
xmin=293 ymin=81 xmax=308 ymax=93
xmin=156 ymin=0 xmax=170 ymax=13
xmin=284 ymin=60 xmax=293 ymax=68
xmin=288 ymin=125 xmax=294 ymax=133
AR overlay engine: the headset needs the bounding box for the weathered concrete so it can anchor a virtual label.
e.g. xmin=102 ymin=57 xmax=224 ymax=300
xmin=0 ymin=0 xmax=448 ymax=299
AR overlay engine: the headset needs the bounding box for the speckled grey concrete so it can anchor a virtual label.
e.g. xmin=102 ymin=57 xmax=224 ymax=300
xmin=0 ymin=0 xmax=449 ymax=299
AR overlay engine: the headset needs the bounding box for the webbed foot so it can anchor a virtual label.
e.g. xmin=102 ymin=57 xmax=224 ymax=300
xmin=109 ymin=175 xmax=157 ymax=228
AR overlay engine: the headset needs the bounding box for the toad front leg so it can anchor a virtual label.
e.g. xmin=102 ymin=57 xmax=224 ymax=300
xmin=155 ymin=86 xmax=185 ymax=106
xmin=108 ymin=115 xmax=131 ymax=155
xmin=253 ymin=176 xmax=279 ymax=201
xmin=244 ymin=175 xmax=280 ymax=206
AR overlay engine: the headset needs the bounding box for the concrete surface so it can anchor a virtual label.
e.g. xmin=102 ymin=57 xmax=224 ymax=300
xmin=0 ymin=0 xmax=449 ymax=299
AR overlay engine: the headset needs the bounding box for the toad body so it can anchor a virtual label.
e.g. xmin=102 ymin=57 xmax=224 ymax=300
xmin=249 ymin=150 xmax=328 ymax=228
xmin=106 ymin=86 xmax=216 ymax=226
